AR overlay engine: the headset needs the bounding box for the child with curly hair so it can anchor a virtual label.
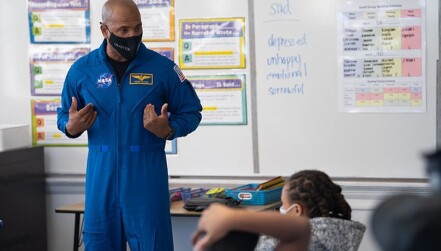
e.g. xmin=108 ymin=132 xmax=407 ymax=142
xmin=192 ymin=170 xmax=366 ymax=251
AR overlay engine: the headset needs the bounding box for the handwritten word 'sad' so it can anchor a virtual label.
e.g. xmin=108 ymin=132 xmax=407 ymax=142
xmin=264 ymin=0 xmax=308 ymax=96
xmin=269 ymin=0 xmax=293 ymax=16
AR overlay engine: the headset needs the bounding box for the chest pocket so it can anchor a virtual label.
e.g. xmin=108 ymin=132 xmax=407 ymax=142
xmin=127 ymin=81 xmax=166 ymax=119
xmin=82 ymin=85 xmax=114 ymax=116
xmin=127 ymin=83 xmax=167 ymax=149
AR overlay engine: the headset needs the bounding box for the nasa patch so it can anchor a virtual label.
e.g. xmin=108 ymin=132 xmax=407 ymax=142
xmin=96 ymin=73 xmax=113 ymax=89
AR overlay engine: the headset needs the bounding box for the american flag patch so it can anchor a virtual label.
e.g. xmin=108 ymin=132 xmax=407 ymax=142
xmin=173 ymin=65 xmax=186 ymax=82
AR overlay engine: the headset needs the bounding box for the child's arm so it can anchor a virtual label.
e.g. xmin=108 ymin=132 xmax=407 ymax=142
xmin=192 ymin=204 xmax=311 ymax=251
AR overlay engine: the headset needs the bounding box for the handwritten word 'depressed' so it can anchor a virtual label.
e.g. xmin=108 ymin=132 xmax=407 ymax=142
xmin=268 ymin=33 xmax=307 ymax=51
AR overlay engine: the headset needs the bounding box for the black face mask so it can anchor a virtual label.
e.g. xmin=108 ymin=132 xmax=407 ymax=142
xmin=108 ymin=32 xmax=142 ymax=61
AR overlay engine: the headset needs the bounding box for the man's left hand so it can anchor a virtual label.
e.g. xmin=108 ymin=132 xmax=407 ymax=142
xmin=143 ymin=103 xmax=172 ymax=138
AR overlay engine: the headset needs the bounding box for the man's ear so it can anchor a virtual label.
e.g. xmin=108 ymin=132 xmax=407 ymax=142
xmin=100 ymin=22 xmax=109 ymax=38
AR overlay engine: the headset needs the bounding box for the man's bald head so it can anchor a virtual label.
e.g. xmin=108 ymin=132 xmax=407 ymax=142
xmin=102 ymin=0 xmax=140 ymax=24
xmin=100 ymin=0 xmax=143 ymax=61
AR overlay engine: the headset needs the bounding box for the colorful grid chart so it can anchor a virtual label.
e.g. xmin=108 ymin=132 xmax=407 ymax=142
xmin=343 ymin=9 xmax=421 ymax=20
xmin=343 ymin=81 xmax=423 ymax=107
xmin=342 ymin=9 xmax=422 ymax=51
xmin=343 ymin=57 xmax=422 ymax=78
xmin=339 ymin=3 xmax=425 ymax=112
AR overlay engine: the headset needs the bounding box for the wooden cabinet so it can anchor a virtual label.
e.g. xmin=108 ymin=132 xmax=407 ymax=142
xmin=0 ymin=147 xmax=47 ymax=251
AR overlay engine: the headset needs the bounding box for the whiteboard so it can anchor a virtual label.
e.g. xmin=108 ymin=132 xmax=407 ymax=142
xmin=254 ymin=0 xmax=437 ymax=178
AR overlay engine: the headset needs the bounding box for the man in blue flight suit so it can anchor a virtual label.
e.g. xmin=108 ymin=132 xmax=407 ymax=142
xmin=57 ymin=0 xmax=202 ymax=250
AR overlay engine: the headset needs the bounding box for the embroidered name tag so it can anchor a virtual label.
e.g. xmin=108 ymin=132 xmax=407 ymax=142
xmin=130 ymin=73 xmax=153 ymax=85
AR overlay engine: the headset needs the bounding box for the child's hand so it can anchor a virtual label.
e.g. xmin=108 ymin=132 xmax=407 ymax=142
xmin=191 ymin=204 xmax=235 ymax=251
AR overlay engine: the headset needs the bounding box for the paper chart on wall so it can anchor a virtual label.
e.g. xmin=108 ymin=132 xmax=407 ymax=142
xmin=188 ymin=74 xmax=247 ymax=125
xmin=29 ymin=45 xmax=90 ymax=96
xmin=178 ymin=18 xmax=246 ymax=69
xmin=28 ymin=0 xmax=90 ymax=44
xmin=135 ymin=0 xmax=175 ymax=42
xmin=150 ymin=47 xmax=175 ymax=61
xmin=31 ymin=99 xmax=88 ymax=146
xmin=338 ymin=0 xmax=426 ymax=112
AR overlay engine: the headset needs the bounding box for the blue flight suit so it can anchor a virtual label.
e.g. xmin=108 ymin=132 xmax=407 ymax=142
xmin=57 ymin=40 xmax=202 ymax=251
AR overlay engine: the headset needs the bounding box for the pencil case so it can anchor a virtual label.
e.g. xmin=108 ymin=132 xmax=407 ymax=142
xmin=225 ymin=184 xmax=282 ymax=205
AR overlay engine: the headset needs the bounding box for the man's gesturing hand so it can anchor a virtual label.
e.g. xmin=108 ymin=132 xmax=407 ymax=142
xmin=65 ymin=97 xmax=97 ymax=136
xmin=143 ymin=103 xmax=172 ymax=139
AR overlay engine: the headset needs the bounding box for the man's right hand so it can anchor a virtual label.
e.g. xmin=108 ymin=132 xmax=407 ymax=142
xmin=65 ymin=96 xmax=97 ymax=136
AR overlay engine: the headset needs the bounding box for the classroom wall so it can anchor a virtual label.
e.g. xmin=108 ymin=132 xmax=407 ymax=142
xmin=0 ymin=0 xmax=438 ymax=178
xmin=0 ymin=0 xmax=31 ymax=124
xmin=1 ymin=0 xmax=438 ymax=178
xmin=0 ymin=0 xmax=438 ymax=251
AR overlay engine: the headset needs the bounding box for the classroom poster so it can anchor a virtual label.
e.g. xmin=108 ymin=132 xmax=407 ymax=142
xmin=150 ymin=47 xmax=174 ymax=61
xmin=135 ymin=0 xmax=175 ymax=42
xmin=31 ymin=99 xmax=177 ymax=153
xmin=179 ymin=18 xmax=246 ymax=69
xmin=338 ymin=0 xmax=426 ymax=112
xmin=32 ymin=98 xmax=88 ymax=146
xmin=29 ymin=45 xmax=90 ymax=96
xmin=188 ymin=74 xmax=247 ymax=125
xmin=28 ymin=0 xmax=90 ymax=44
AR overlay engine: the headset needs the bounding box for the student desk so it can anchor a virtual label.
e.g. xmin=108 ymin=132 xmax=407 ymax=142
xmin=55 ymin=200 xmax=281 ymax=251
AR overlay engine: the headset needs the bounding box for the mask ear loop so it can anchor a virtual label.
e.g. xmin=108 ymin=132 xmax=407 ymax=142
xmin=285 ymin=204 xmax=297 ymax=212
xmin=280 ymin=204 xmax=296 ymax=214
